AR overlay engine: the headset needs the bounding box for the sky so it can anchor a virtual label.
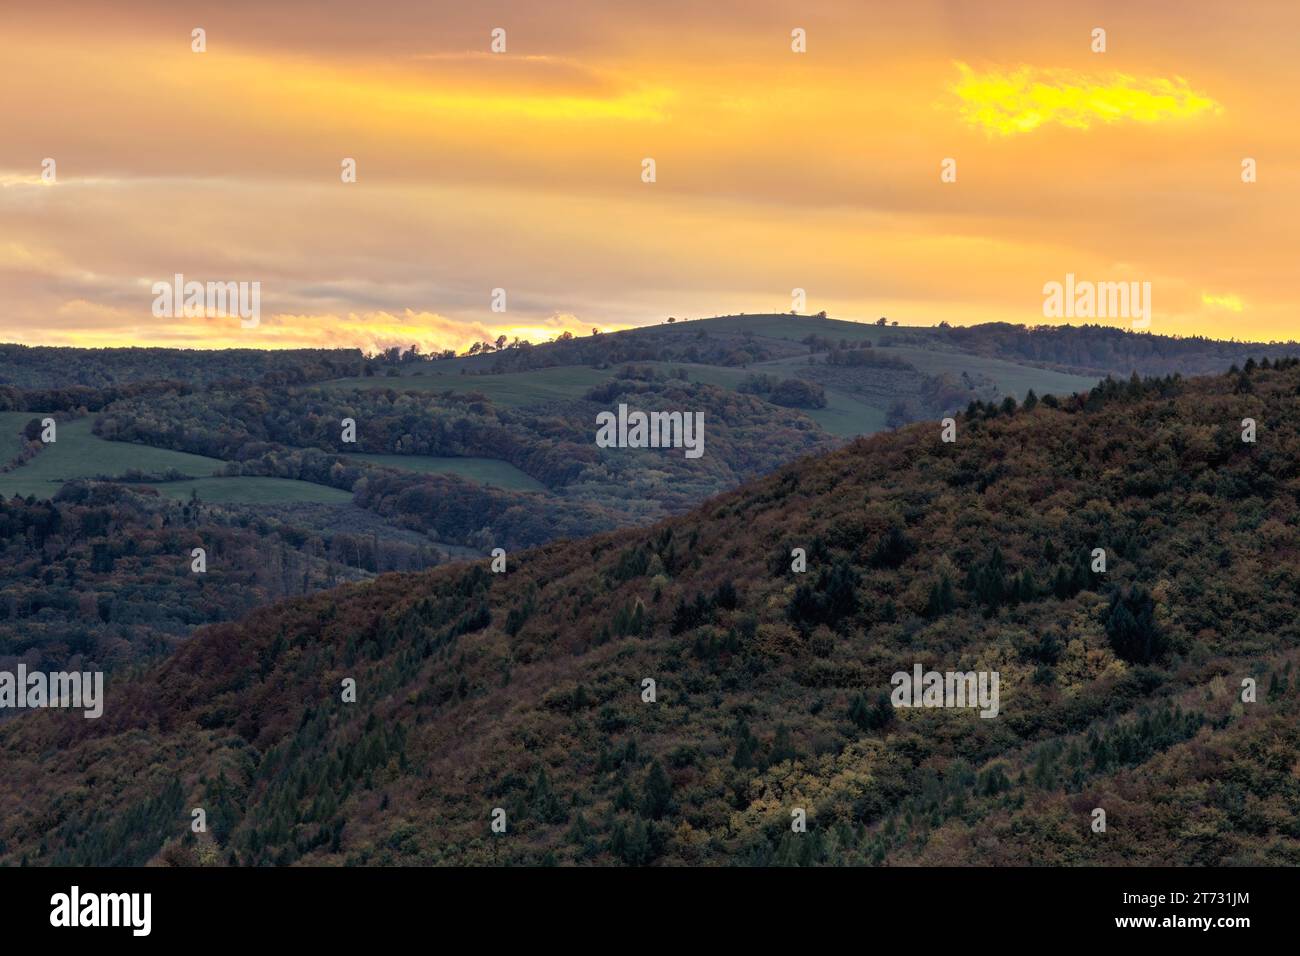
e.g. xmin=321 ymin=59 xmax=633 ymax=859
xmin=1 ymin=0 xmax=1297 ymax=352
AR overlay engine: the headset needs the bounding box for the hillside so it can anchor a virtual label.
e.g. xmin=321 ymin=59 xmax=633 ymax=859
xmin=0 ymin=314 xmax=1143 ymax=674
xmin=0 ymin=320 xmax=1293 ymax=708
xmin=0 ymin=482 xmax=444 ymax=689
xmin=3 ymin=358 xmax=1299 ymax=866
xmin=351 ymin=314 xmax=1300 ymax=437
xmin=0 ymin=346 xmax=838 ymax=682
xmin=344 ymin=314 xmax=1108 ymax=437
xmin=0 ymin=346 xmax=363 ymax=389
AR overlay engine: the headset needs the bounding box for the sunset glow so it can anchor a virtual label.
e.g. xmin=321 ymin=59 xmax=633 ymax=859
xmin=1 ymin=0 xmax=1297 ymax=351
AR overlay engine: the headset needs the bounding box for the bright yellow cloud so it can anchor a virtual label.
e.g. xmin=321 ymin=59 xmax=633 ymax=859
xmin=1202 ymin=292 xmax=1245 ymax=312
xmin=949 ymin=62 xmax=1223 ymax=136
xmin=0 ymin=172 xmax=51 ymax=188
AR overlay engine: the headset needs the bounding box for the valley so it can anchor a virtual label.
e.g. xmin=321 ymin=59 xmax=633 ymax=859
xmin=2 ymin=356 xmax=1298 ymax=866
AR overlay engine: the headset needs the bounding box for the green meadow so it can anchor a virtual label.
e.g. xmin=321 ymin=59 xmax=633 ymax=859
xmin=346 ymin=454 xmax=546 ymax=492
xmin=324 ymin=365 xmax=612 ymax=408
xmin=0 ymin=415 xmax=351 ymax=504
xmin=323 ymin=360 xmax=887 ymax=438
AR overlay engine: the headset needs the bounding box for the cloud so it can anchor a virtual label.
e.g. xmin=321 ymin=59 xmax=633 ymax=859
xmin=1 ymin=6 xmax=1297 ymax=347
xmin=948 ymin=62 xmax=1223 ymax=136
xmin=1202 ymin=292 xmax=1245 ymax=313
xmin=12 ymin=307 xmax=622 ymax=354
xmin=0 ymin=172 xmax=52 ymax=188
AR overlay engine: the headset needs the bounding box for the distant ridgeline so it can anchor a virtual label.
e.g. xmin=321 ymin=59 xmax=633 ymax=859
xmin=935 ymin=322 xmax=1300 ymax=378
xmin=0 ymin=344 xmax=364 ymax=389
xmin=431 ymin=316 xmax=1300 ymax=380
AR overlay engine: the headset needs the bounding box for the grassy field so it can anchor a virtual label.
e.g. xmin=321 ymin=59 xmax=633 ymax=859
xmin=317 ymin=314 xmax=1093 ymax=441
xmin=0 ymin=411 xmax=40 ymax=464
xmin=0 ymin=418 xmax=223 ymax=496
xmin=324 ymin=365 xmax=612 ymax=407
xmin=659 ymin=315 xmax=1100 ymax=398
xmin=0 ymin=416 xmax=351 ymax=504
xmin=802 ymin=390 xmax=889 ymax=436
xmin=758 ymin=345 xmax=1099 ymax=407
xmin=323 ymin=361 xmax=886 ymax=438
xmin=145 ymin=477 xmax=353 ymax=504
xmin=673 ymin=346 xmax=1093 ymax=436
xmin=875 ymin=346 xmax=1099 ymax=398
xmin=656 ymin=313 xmax=908 ymax=345
xmin=346 ymin=454 xmax=547 ymax=492
xmin=631 ymin=362 xmax=887 ymax=438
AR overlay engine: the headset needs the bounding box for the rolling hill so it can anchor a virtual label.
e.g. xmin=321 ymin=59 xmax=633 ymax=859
xmin=1 ymin=317 xmax=1294 ymax=700
xmin=3 ymin=357 xmax=1298 ymax=866
xmin=346 ymin=314 xmax=1297 ymax=439
xmin=328 ymin=314 xmax=1110 ymax=438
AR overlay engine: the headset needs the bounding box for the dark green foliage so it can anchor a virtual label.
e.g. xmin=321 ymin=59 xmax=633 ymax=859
xmin=608 ymin=816 xmax=654 ymax=866
xmin=786 ymin=558 xmax=860 ymax=629
xmin=925 ymin=574 xmax=956 ymax=617
xmin=529 ymin=768 xmax=567 ymax=825
xmin=966 ymin=546 xmax=1008 ymax=611
xmin=670 ymin=591 xmax=715 ymax=634
xmin=640 ymin=761 xmax=672 ymax=820
xmin=1103 ymin=586 xmax=1168 ymax=664
xmin=732 ymin=718 xmax=759 ymax=770
xmin=869 ymin=526 xmax=915 ymax=569
xmin=848 ymin=692 xmax=892 ymax=732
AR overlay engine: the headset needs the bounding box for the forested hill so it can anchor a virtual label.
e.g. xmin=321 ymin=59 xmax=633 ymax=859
xmin=3 ymin=358 xmax=1300 ymax=866
xmin=0 ymin=345 xmax=363 ymax=389
xmin=937 ymin=322 xmax=1300 ymax=378
xmin=458 ymin=314 xmax=1300 ymax=382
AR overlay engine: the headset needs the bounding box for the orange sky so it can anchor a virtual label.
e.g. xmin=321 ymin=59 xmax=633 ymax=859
xmin=1 ymin=0 xmax=1297 ymax=352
